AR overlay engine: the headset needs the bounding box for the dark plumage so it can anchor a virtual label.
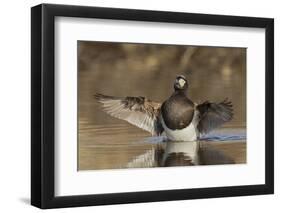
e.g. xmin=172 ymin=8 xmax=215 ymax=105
xmin=95 ymin=75 xmax=233 ymax=141
xmin=161 ymin=92 xmax=194 ymax=130
xmin=197 ymin=99 xmax=233 ymax=134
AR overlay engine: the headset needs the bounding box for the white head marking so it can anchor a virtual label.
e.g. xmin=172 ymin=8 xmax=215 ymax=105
xmin=178 ymin=78 xmax=186 ymax=87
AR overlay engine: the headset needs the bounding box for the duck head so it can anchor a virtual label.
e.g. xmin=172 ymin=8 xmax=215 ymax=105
xmin=174 ymin=75 xmax=188 ymax=91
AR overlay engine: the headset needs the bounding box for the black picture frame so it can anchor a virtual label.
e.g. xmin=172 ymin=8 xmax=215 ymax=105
xmin=31 ymin=3 xmax=274 ymax=209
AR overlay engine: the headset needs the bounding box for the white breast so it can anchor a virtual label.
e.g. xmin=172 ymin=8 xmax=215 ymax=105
xmin=161 ymin=110 xmax=199 ymax=141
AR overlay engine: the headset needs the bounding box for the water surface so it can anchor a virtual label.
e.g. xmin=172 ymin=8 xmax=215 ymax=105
xmin=78 ymin=121 xmax=246 ymax=170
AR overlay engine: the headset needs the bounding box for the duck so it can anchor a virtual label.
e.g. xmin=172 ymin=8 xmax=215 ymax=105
xmin=95 ymin=75 xmax=233 ymax=142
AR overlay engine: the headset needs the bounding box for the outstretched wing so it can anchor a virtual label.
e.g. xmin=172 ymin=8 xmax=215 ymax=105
xmin=95 ymin=93 xmax=163 ymax=135
xmin=197 ymin=99 xmax=233 ymax=135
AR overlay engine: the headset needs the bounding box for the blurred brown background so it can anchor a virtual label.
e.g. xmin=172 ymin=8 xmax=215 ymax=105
xmin=78 ymin=41 xmax=246 ymax=126
xmin=78 ymin=41 xmax=246 ymax=170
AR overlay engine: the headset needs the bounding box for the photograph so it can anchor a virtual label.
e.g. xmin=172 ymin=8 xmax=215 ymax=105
xmin=78 ymin=41 xmax=246 ymax=170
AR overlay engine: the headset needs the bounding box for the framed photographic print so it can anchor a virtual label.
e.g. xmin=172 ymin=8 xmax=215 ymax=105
xmin=31 ymin=3 xmax=274 ymax=209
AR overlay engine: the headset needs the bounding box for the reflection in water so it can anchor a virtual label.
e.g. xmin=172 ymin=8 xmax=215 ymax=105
xmin=127 ymin=136 xmax=244 ymax=169
xmin=78 ymin=120 xmax=246 ymax=170
xmin=162 ymin=141 xmax=200 ymax=166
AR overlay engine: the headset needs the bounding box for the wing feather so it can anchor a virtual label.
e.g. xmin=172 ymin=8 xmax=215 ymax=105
xmin=197 ymin=99 xmax=233 ymax=135
xmin=95 ymin=93 xmax=163 ymax=135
